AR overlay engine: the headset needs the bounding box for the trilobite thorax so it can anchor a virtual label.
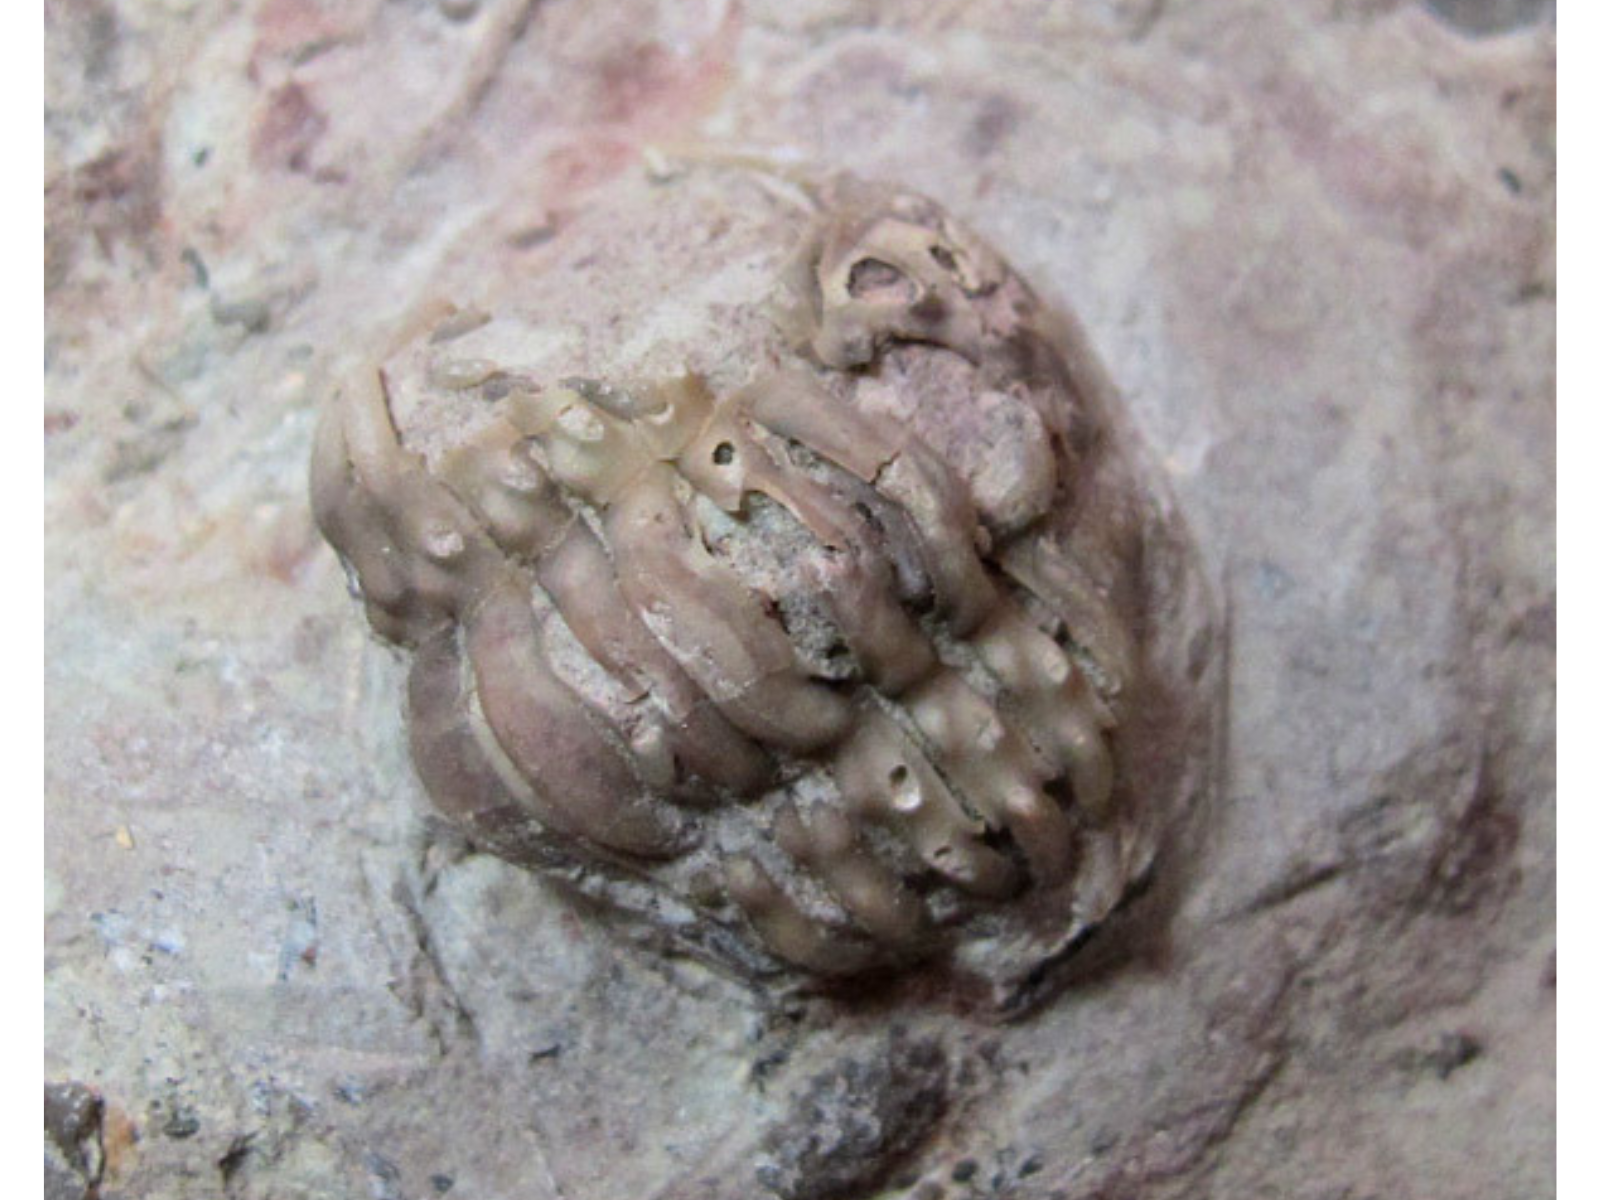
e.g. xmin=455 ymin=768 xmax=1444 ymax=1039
xmin=311 ymin=166 xmax=1216 ymax=1000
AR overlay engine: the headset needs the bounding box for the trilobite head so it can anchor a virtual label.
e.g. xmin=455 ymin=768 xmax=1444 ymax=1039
xmin=310 ymin=164 xmax=1217 ymax=1008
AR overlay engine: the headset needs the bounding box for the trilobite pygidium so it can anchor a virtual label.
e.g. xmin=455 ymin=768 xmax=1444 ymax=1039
xmin=312 ymin=172 xmax=1208 ymax=988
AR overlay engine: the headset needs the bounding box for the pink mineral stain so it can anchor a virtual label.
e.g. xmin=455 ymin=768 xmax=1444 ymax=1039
xmin=252 ymin=82 xmax=329 ymax=174
xmin=537 ymin=11 xmax=740 ymax=210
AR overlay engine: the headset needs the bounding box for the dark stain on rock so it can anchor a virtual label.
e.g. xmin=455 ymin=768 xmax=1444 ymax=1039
xmin=47 ymin=0 xmax=121 ymax=85
xmin=252 ymin=82 xmax=328 ymax=174
xmin=1396 ymin=1030 xmax=1483 ymax=1080
xmin=180 ymin=246 xmax=210 ymax=288
xmin=209 ymin=294 xmax=273 ymax=335
xmin=1417 ymin=752 xmax=1521 ymax=915
xmin=161 ymin=1103 xmax=201 ymax=1140
xmin=103 ymin=412 xmax=198 ymax=484
xmin=1507 ymin=595 xmax=1555 ymax=650
xmin=46 ymin=137 xmax=165 ymax=289
xmin=965 ymin=96 xmax=1022 ymax=158
xmin=594 ymin=42 xmax=674 ymax=123
xmin=217 ymin=1132 xmax=255 ymax=1185
xmin=1422 ymin=0 xmax=1553 ymax=37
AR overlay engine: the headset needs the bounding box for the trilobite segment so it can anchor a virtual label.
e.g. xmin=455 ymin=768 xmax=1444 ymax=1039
xmin=312 ymin=169 xmax=1213 ymax=989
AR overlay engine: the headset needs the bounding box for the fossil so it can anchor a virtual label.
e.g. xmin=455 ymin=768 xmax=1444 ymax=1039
xmin=311 ymin=164 xmax=1218 ymax=1004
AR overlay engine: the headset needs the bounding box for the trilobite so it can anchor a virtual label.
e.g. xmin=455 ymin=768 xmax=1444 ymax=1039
xmin=311 ymin=164 xmax=1217 ymax=1001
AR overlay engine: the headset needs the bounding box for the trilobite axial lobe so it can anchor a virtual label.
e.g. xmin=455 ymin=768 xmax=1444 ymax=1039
xmin=312 ymin=173 xmax=1176 ymax=983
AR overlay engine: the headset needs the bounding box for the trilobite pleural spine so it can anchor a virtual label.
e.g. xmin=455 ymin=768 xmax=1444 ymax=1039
xmin=312 ymin=168 xmax=1216 ymax=998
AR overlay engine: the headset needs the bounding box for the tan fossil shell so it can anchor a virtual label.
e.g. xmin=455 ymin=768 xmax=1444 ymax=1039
xmin=310 ymin=164 xmax=1217 ymax=1000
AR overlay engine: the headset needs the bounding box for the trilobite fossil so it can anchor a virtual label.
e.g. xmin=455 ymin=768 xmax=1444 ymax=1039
xmin=311 ymin=163 xmax=1217 ymax=1003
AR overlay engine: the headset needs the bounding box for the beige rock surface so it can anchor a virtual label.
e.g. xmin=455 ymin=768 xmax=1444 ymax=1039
xmin=45 ymin=2 xmax=1553 ymax=1198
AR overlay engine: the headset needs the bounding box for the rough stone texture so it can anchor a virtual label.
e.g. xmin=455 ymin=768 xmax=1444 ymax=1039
xmin=45 ymin=2 xmax=1554 ymax=1199
xmin=756 ymin=1028 xmax=949 ymax=1199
